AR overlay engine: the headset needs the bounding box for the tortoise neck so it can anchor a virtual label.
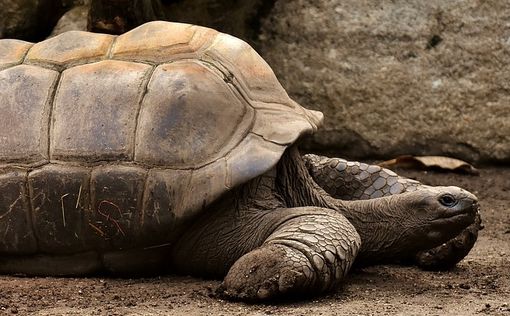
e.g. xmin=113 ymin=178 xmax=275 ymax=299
xmin=275 ymin=146 xmax=414 ymax=263
xmin=332 ymin=197 xmax=406 ymax=263
xmin=276 ymin=146 xmax=334 ymax=209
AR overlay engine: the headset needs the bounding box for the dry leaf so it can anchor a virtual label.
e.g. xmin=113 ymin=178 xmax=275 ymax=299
xmin=379 ymin=155 xmax=479 ymax=175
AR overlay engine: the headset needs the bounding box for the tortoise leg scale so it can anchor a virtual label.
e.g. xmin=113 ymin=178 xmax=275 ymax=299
xmin=220 ymin=208 xmax=360 ymax=301
xmin=169 ymin=180 xmax=360 ymax=301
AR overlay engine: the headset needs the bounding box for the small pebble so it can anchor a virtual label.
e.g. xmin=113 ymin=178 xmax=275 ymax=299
xmin=459 ymin=283 xmax=471 ymax=290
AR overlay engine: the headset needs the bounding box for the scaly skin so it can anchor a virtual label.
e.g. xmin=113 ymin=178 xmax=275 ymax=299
xmin=303 ymin=154 xmax=482 ymax=270
xmin=219 ymin=209 xmax=360 ymax=300
xmin=171 ymin=164 xmax=361 ymax=301
xmin=303 ymin=154 xmax=425 ymax=200
xmin=172 ymin=147 xmax=478 ymax=301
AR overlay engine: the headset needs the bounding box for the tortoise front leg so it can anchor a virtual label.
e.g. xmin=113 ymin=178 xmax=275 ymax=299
xmin=171 ymin=205 xmax=360 ymax=301
xmin=303 ymin=153 xmax=482 ymax=270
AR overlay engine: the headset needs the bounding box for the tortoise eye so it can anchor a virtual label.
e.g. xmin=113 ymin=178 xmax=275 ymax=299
xmin=439 ymin=194 xmax=458 ymax=207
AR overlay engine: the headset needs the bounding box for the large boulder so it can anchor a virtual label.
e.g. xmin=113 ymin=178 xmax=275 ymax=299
xmin=0 ymin=0 xmax=81 ymax=40
xmin=50 ymin=4 xmax=89 ymax=37
xmin=48 ymin=0 xmax=276 ymax=39
xmin=161 ymin=0 xmax=276 ymax=40
xmin=258 ymin=0 xmax=510 ymax=163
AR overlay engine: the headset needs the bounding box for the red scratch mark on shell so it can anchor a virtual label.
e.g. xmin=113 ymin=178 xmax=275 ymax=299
xmin=97 ymin=200 xmax=126 ymax=237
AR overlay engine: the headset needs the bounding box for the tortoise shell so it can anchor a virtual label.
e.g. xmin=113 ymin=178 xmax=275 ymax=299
xmin=0 ymin=21 xmax=322 ymax=253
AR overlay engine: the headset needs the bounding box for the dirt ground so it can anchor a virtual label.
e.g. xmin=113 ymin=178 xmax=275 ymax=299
xmin=0 ymin=166 xmax=508 ymax=316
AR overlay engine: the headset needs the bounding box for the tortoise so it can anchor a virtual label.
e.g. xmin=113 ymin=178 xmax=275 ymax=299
xmin=0 ymin=21 xmax=480 ymax=301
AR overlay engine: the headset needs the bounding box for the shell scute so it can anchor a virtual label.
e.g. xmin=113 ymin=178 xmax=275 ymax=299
xmin=111 ymin=21 xmax=217 ymax=63
xmin=253 ymin=108 xmax=319 ymax=145
xmin=225 ymin=133 xmax=285 ymax=189
xmin=187 ymin=159 xmax=228 ymax=210
xmin=51 ymin=60 xmax=152 ymax=162
xmin=25 ymin=31 xmax=114 ymax=68
xmin=141 ymin=169 xmax=191 ymax=244
xmin=140 ymin=158 xmax=229 ymax=244
xmin=90 ymin=165 xmax=147 ymax=249
xmin=0 ymin=65 xmax=58 ymax=164
xmin=0 ymin=39 xmax=33 ymax=70
xmin=205 ymin=33 xmax=290 ymax=105
xmin=0 ymin=169 xmax=36 ymax=253
xmin=28 ymin=164 xmax=91 ymax=253
xmin=135 ymin=60 xmax=252 ymax=168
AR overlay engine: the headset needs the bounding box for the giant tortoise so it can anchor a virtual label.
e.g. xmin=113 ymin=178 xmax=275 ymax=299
xmin=0 ymin=21 xmax=480 ymax=301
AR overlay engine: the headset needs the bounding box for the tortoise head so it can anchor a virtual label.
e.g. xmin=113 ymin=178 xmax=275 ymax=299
xmin=343 ymin=186 xmax=479 ymax=264
xmin=410 ymin=186 xmax=479 ymax=242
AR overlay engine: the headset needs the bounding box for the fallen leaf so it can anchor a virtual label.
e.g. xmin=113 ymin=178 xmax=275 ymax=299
xmin=379 ymin=155 xmax=479 ymax=175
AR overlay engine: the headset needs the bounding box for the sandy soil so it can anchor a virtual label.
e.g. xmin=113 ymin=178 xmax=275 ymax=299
xmin=0 ymin=167 xmax=508 ymax=316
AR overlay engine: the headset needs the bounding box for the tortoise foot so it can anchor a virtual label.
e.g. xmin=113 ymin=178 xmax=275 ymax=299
xmin=219 ymin=209 xmax=360 ymax=301
xmin=219 ymin=244 xmax=309 ymax=301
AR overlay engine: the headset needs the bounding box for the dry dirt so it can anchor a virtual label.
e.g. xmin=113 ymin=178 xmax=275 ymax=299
xmin=0 ymin=167 xmax=509 ymax=316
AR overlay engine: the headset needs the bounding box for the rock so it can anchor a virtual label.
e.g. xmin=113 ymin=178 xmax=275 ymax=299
xmin=88 ymin=0 xmax=165 ymax=34
xmin=258 ymin=0 xmax=510 ymax=163
xmin=47 ymin=0 xmax=275 ymax=41
xmin=0 ymin=0 xmax=70 ymax=40
xmin=161 ymin=0 xmax=276 ymax=40
xmin=50 ymin=4 xmax=89 ymax=37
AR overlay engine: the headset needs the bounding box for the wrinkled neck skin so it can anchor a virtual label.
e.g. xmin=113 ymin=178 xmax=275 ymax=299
xmin=334 ymin=197 xmax=425 ymax=265
xmin=278 ymin=146 xmax=467 ymax=265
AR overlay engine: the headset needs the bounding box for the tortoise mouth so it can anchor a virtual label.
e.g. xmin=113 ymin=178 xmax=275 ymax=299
xmin=433 ymin=201 xmax=479 ymax=221
xmin=426 ymin=208 xmax=477 ymax=245
xmin=430 ymin=205 xmax=479 ymax=233
xmin=433 ymin=212 xmax=473 ymax=225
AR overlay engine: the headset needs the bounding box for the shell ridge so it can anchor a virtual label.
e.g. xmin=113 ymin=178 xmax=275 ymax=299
xmin=19 ymin=42 xmax=34 ymax=65
xmin=2 ymin=160 xmax=238 ymax=172
xmin=192 ymin=27 xmax=219 ymax=57
xmin=47 ymin=71 xmax=63 ymax=161
xmin=225 ymin=133 xmax=286 ymax=191
xmin=25 ymin=169 xmax=40 ymax=252
xmin=201 ymin=53 xmax=256 ymax=112
xmin=21 ymin=60 xmax=62 ymax=72
xmin=132 ymin=65 xmax=157 ymax=161
xmin=110 ymin=22 xmax=207 ymax=63
xmin=200 ymin=54 xmax=320 ymax=145
xmin=139 ymin=168 xmax=151 ymax=229
xmin=106 ymin=35 xmax=119 ymax=59
xmin=250 ymin=131 xmax=289 ymax=146
xmin=203 ymin=51 xmax=300 ymax=116
xmin=115 ymin=42 xmax=192 ymax=60
xmin=88 ymin=165 xmax=103 ymax=247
